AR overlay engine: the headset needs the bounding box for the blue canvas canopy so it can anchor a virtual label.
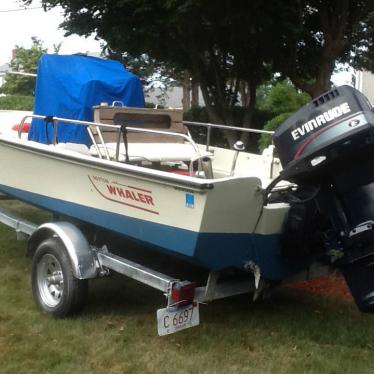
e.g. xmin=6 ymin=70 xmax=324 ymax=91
xmin=28 ymin=54 xmax=145 ymax=146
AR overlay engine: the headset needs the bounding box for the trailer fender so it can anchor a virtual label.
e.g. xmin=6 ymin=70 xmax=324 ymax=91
xmin=27 ymin=222 xmax=98 ymax=280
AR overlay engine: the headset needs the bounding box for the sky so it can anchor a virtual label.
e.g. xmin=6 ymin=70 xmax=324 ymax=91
xmin=0 ymin=0 xmax=102 ymax=66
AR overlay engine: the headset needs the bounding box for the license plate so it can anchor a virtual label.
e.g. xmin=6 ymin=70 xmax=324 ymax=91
xmin=157 ymin=302 xmax=199 ymax=336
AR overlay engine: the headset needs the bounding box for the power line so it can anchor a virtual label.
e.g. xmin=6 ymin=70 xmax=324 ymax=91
xmin=0 ymin=6 xmax=43 ymax=13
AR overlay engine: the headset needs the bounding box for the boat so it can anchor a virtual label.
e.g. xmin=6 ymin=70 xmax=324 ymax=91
xmin=2 ymin=54 xmax=374 ymax=324
xmin=0 ymin=106 xmax=287 ymax=277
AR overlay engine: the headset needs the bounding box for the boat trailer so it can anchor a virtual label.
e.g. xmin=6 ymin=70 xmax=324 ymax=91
xmin=0 ymin=200 xmax=262 ymax=336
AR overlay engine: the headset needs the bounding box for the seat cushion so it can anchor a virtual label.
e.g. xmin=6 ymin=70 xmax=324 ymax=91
xmin=89 ymin=142 xmax=201 ymax=162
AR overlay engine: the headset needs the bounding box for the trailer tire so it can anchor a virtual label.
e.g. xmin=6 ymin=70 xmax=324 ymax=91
xmin=31 ymin=237 xmax=88 ymax=317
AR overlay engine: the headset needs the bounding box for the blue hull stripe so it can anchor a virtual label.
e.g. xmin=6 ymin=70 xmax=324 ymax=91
xmin=0 ymin=184 xmax=310 ymax=279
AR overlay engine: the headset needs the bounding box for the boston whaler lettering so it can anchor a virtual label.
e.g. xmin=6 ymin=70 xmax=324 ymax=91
xmin=1 ymin=55 xmax=374 ymax=335
xmin=89 ymin=175 xmax=157 ymax=212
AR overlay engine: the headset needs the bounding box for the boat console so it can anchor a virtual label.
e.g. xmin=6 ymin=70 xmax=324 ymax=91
xmin=92 ymin=105 xmax=186 ymax=143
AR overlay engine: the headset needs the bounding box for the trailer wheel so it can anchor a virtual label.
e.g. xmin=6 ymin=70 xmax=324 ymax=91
xmin=31 ymin=237 xmax=88 ymax=317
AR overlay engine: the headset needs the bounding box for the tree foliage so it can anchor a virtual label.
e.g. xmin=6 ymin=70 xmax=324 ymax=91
xmin=24 ymin=0 xmax=300 ymax=146
xmin=0 ymin=95 xmax=34 ymax=111
xmin=21 ymin=0 xmax=374 ymax=127
xmin=0 ymin=37 xmax=46 ymax=96
xmin=275 ymin=0 xmax=374 ymax=98
xmin=258 ymin=81 xmax=309 ymax=116
xmin=258 ymin=81 xmax=309 ymax=150
xmin=258 ymin=112 xmax=293 ymax=152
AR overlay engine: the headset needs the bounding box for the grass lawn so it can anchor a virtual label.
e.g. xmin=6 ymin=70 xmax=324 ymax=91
xmin=0 ymin=202 xmax=374 ymax=373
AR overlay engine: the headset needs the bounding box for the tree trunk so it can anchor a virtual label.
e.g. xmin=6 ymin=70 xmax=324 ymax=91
xmin=191 ymin=80 xmax=199 ymax=108
xmin=289 ymin=2 xmax=350 ymax=99
xmin=292 ymin=60 xmax=335 ymax=99
xmin=181 ymin=76 xmax=191 ymax=112
xmin=240 ymin=80 xmax=257 ymax=148
xmin=239 ymin=81 xmax=250 ymax=106
xmin=198 ymin=78 xmax=238 ymax=147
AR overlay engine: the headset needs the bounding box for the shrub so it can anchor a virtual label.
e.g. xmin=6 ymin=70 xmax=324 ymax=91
xmin=258 ymin=112 xmax=292 ymax=151
xmin=0 ymin=95 xmax=34 ymax=111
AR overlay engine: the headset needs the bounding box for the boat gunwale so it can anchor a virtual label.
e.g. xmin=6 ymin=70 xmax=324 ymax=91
xmin=0 ymin=136 xmax=215 ymax=191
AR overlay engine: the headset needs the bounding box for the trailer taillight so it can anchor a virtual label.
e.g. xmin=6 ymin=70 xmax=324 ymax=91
xmin=171 ymin=281 xmax=196 ymax=304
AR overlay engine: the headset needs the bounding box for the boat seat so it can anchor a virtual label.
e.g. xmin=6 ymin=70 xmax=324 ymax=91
xmin=55 ymin=142 xmax=91 ymax=155
xmin=89 ymin=142 xmax=202 ymax=163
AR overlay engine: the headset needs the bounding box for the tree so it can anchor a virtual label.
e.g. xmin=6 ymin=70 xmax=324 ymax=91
xmin=0 ymin=37 xmax=46 ymax=96
xmin=275 ymin=0 xmax=374 ymax=98
xmin=24 ymin=0 xmax=299 ymax=146
xmin=22 ymin=0 xmax=374 ymax=128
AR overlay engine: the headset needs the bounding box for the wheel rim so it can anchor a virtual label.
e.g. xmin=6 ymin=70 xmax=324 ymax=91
xmin=36 ymin=253 xmax=64 ymax=308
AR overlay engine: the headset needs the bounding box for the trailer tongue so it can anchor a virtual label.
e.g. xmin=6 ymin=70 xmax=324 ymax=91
xmin=272 ymin=85 xmax=374 ymax=312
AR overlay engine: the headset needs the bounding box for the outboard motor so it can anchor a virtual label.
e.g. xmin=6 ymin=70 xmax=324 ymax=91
xmin=272 ymin=85 xmax=374 ymax=312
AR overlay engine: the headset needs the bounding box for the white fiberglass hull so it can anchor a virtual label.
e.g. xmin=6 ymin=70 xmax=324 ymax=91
xmin=0 ymin=136 xmax=300 ymax=279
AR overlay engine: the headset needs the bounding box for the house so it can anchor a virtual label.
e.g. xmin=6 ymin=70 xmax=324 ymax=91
xmin=355 ymin=71 xmax=374 ymax=105
xmin=331 ymin=65 xmax=374 ymax=106
xmin=145 ymin=86 xmax=205 ymax=109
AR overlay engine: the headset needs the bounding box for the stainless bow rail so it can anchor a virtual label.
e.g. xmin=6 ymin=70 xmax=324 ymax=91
xmin=19 ymin=114 xmax=275 ymax=158
xmin=183 ymin=120 xmax=275 ymax=151
xmin=18 ymin=114 xmax=202 ymax=163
